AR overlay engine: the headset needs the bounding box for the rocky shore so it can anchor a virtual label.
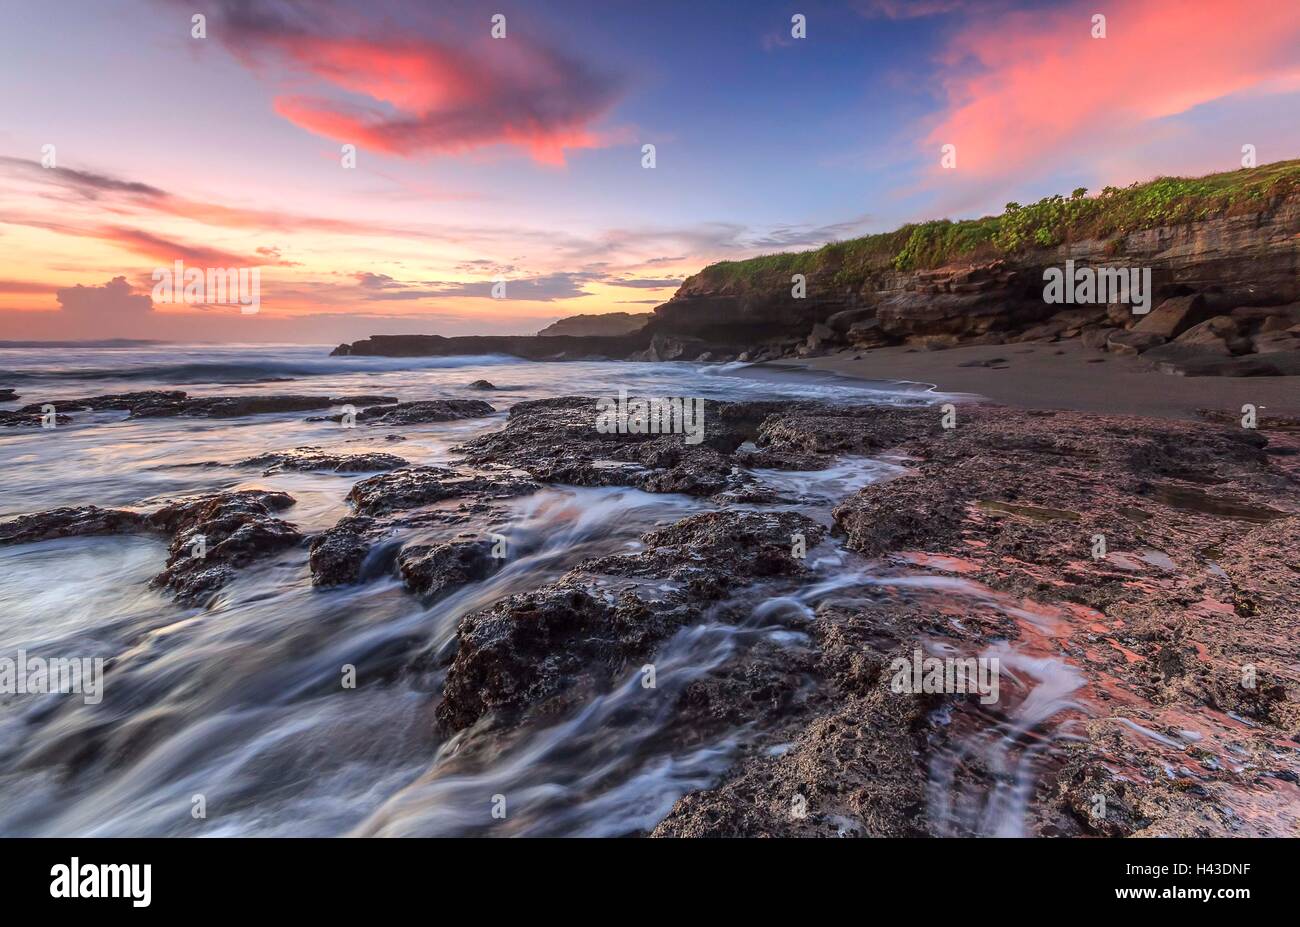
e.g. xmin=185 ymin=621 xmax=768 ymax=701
xmin=4 ymin=387 xmax=1296 ymax=835
xmin=328 ymin=162 xmax=1300 ymax=379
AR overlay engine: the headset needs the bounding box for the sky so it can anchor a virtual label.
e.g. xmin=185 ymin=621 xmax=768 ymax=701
xmin=1 ymin=0 xmax=1298 ymax=343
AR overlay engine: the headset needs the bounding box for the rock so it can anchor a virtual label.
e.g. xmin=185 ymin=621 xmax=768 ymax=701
xmin=1081 ymin=327 xmax=1116 ymax=350
xmin=1230 ymin=303 xmax=1300 ymax=324
xmin=846 ymin=318 xmax=891 ymax=348
xmin=1011 ymin=320 xmax=1066 ymax=343
xmin=1259 ymin=315 xmax=1294 ymax=333
xmin=146 ymin=490 xmax=301 ymax=602
xmin=352 ymin=399 xmax=495 ymax=425
xmin=0 ymin=506 xmax=149 ymax=545
xmin=1252 ymin=331 xmax=1300 ymax=354
xmin=1107 ymin=330 xmax=1167 ymax=355
xmin=0 ymin=410 xmax=72 ymax=428
xmin=908 ymin=334 xmax=961 ymax=351
xmin=1132 ymin=294 xmax=1213 ymax=339
xmin=238 ymin=448 xmax=409 ymax=474
xmin=18 ymin=390 xmax=188 ymax=414
xmin=308 ymin=517 xmax=379 ymax=586
xmin=1145 ymin=345 xmax=1300 ymax=376
xmin=805 ymin=323 xmax=838 ymax=351
xmin=0 ymin=388 xmax=18 ymax=402
xmin=434 ymin=509 xmax=824 ymax=732
xmin=467 ymin=380 xmax=496 ymax=390
xmin=332 ymin=332 xmax=653 ymax=361
xmin=825 ymin=308 xmax=877 ymax=333
xmin=398 ymin=538 xmax=498 ymax=598
xmin=536 ymin=312 xmax=652 ymax=337
xmin=3 ymin=490 xmax=305 ymax=602
xmin=347 ymin=466 xmax=537 ymax=517
xmin=18 ymin=391 xmax=398 ymax=419
xmin=1171 ymin=316 xmax=1237 ymax=355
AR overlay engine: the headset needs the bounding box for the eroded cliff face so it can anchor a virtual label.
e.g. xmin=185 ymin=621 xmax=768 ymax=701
xmin=644 ymin=191 xmax=1300 ymax=362
xmin=328 ymin=190 xmax=1299 ymax=368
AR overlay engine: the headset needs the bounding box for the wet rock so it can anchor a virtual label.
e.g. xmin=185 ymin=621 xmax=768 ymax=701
xmin=147 ymin=490 xmax=301 ymax=603
xmin=347 ymin=466 xmax=537 ymax=516
xmin=0 ymin=388 xmax=18 ymax=402
xmin=238 ymin=447 xmax=408 ymax=474
xmin=308 ymin=516 xmax=380 ymax=587
xmin=0 ymin=506 xmax=149 ymax=545
xmin=355 ymin=399 xmax=495 ymax=424
xmin=467 ymin=380 xmax=497 ymax=390
xmin=0 ymin=410 xmax=72 ymax=428
xmin=18 ymin=390 xmax=187 ymax=414
xmin=454 ymin=395 xmax=793 ymax=497
xmin=435 ymin=508 xmax=825 ymax=733
xmin=398 ymin=538 xmax=498 ymax=598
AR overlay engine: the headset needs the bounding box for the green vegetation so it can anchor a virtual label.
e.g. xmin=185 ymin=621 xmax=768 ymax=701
xmin=699 ymin=158 xmax=1300 ymax=286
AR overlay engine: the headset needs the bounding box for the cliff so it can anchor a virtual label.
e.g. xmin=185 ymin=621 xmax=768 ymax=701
xmin=644 ymin=159 xmax=1300 ymax=368
xmin=331 ymin=160 xmax=1300 ymax=373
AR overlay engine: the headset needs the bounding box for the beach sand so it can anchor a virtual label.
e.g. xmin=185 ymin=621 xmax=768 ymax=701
xmin=794 ymin=339 xmax=1300 ymax=420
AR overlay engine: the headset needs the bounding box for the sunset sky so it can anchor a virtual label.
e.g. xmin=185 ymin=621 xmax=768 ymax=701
xmin=2 ymin=0 xmax=1299 ymax=343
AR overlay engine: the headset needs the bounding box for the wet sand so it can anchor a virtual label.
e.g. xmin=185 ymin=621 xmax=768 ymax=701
xmin=795 ymin=340 xmax=1300 ymax=420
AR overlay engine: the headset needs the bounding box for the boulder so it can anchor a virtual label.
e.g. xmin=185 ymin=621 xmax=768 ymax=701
xmin=1171 ymin=316 xmax=1237 ymax=355
xmin=1132 ymin=294 xmax=1213 ymax=339
xmin=398 ymin=538 xmax=498 ymax=599
xmin=1081 ymin=327 xmax=1116 ymax=351
xmin=1107 ymin=330 xmax=1167 ymax=355
xmin=846 ymin=318 xmax=891 ymax=348
xmin=1252 ymin=331 xmax=1300 ymax=354
xmin=825 ymin=308 xmax=877 ymax=333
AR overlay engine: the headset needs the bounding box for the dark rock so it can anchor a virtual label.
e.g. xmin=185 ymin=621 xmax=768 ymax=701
xmin=0 ymin=506 xmax=149 ymax=545
xmin=0 ymin=388 xmax=18 ymax=402
xmin=19 ymin=391 xmax=397 ymax=419
xmin=467 ymin=380 xmax=497 ymax=390
xmin=536 ymin=311 xmax=651 ymax=337
xmin=347 ymin=466 xmax=537 ymax=517
xmin=147 ymin=490 xmax=301 ymax=603
xmin=355 ymin=399 xmax=495 ymax=425
xmin=308 ymin=516 xmax=379 ymax=587
xmin=332 ymin=332 xmax=652 ymax=361
xmin=0 ymin=410 xmax=72 ymax=428
xmin=2 ymin=490 xmax=302 ymax=602
xmin=398 ymin=538 xmax=498 ymax=598
xmin=435 ymin=508 xmax=824 ymax=732
xmin=238 ymin=447 xmax=408 ymax=474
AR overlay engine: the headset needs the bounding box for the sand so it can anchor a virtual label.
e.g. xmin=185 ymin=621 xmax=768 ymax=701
xmin=792 ymin=339 xmax=1300 ymax=420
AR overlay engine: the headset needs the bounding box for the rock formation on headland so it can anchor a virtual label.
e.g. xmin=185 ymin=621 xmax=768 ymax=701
xmin=536 ymin=311 xmax=651 ymax=337
xmin=331 ymin=159 xmax=1300 ymax=375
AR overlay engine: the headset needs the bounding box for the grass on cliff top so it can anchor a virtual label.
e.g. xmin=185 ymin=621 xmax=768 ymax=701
xmin=701 ymin=158 xmax=1300 ymax=287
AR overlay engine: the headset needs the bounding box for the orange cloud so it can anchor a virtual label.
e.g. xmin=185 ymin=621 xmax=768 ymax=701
xmin=925 ymin=0 xmax=1300 ymax=180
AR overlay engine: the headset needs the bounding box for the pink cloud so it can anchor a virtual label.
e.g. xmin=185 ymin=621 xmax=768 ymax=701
xmin=924 ymin=0 xmax=1300 ymax=182
xmin=200 ymin=2 xmax=622 ymax=166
